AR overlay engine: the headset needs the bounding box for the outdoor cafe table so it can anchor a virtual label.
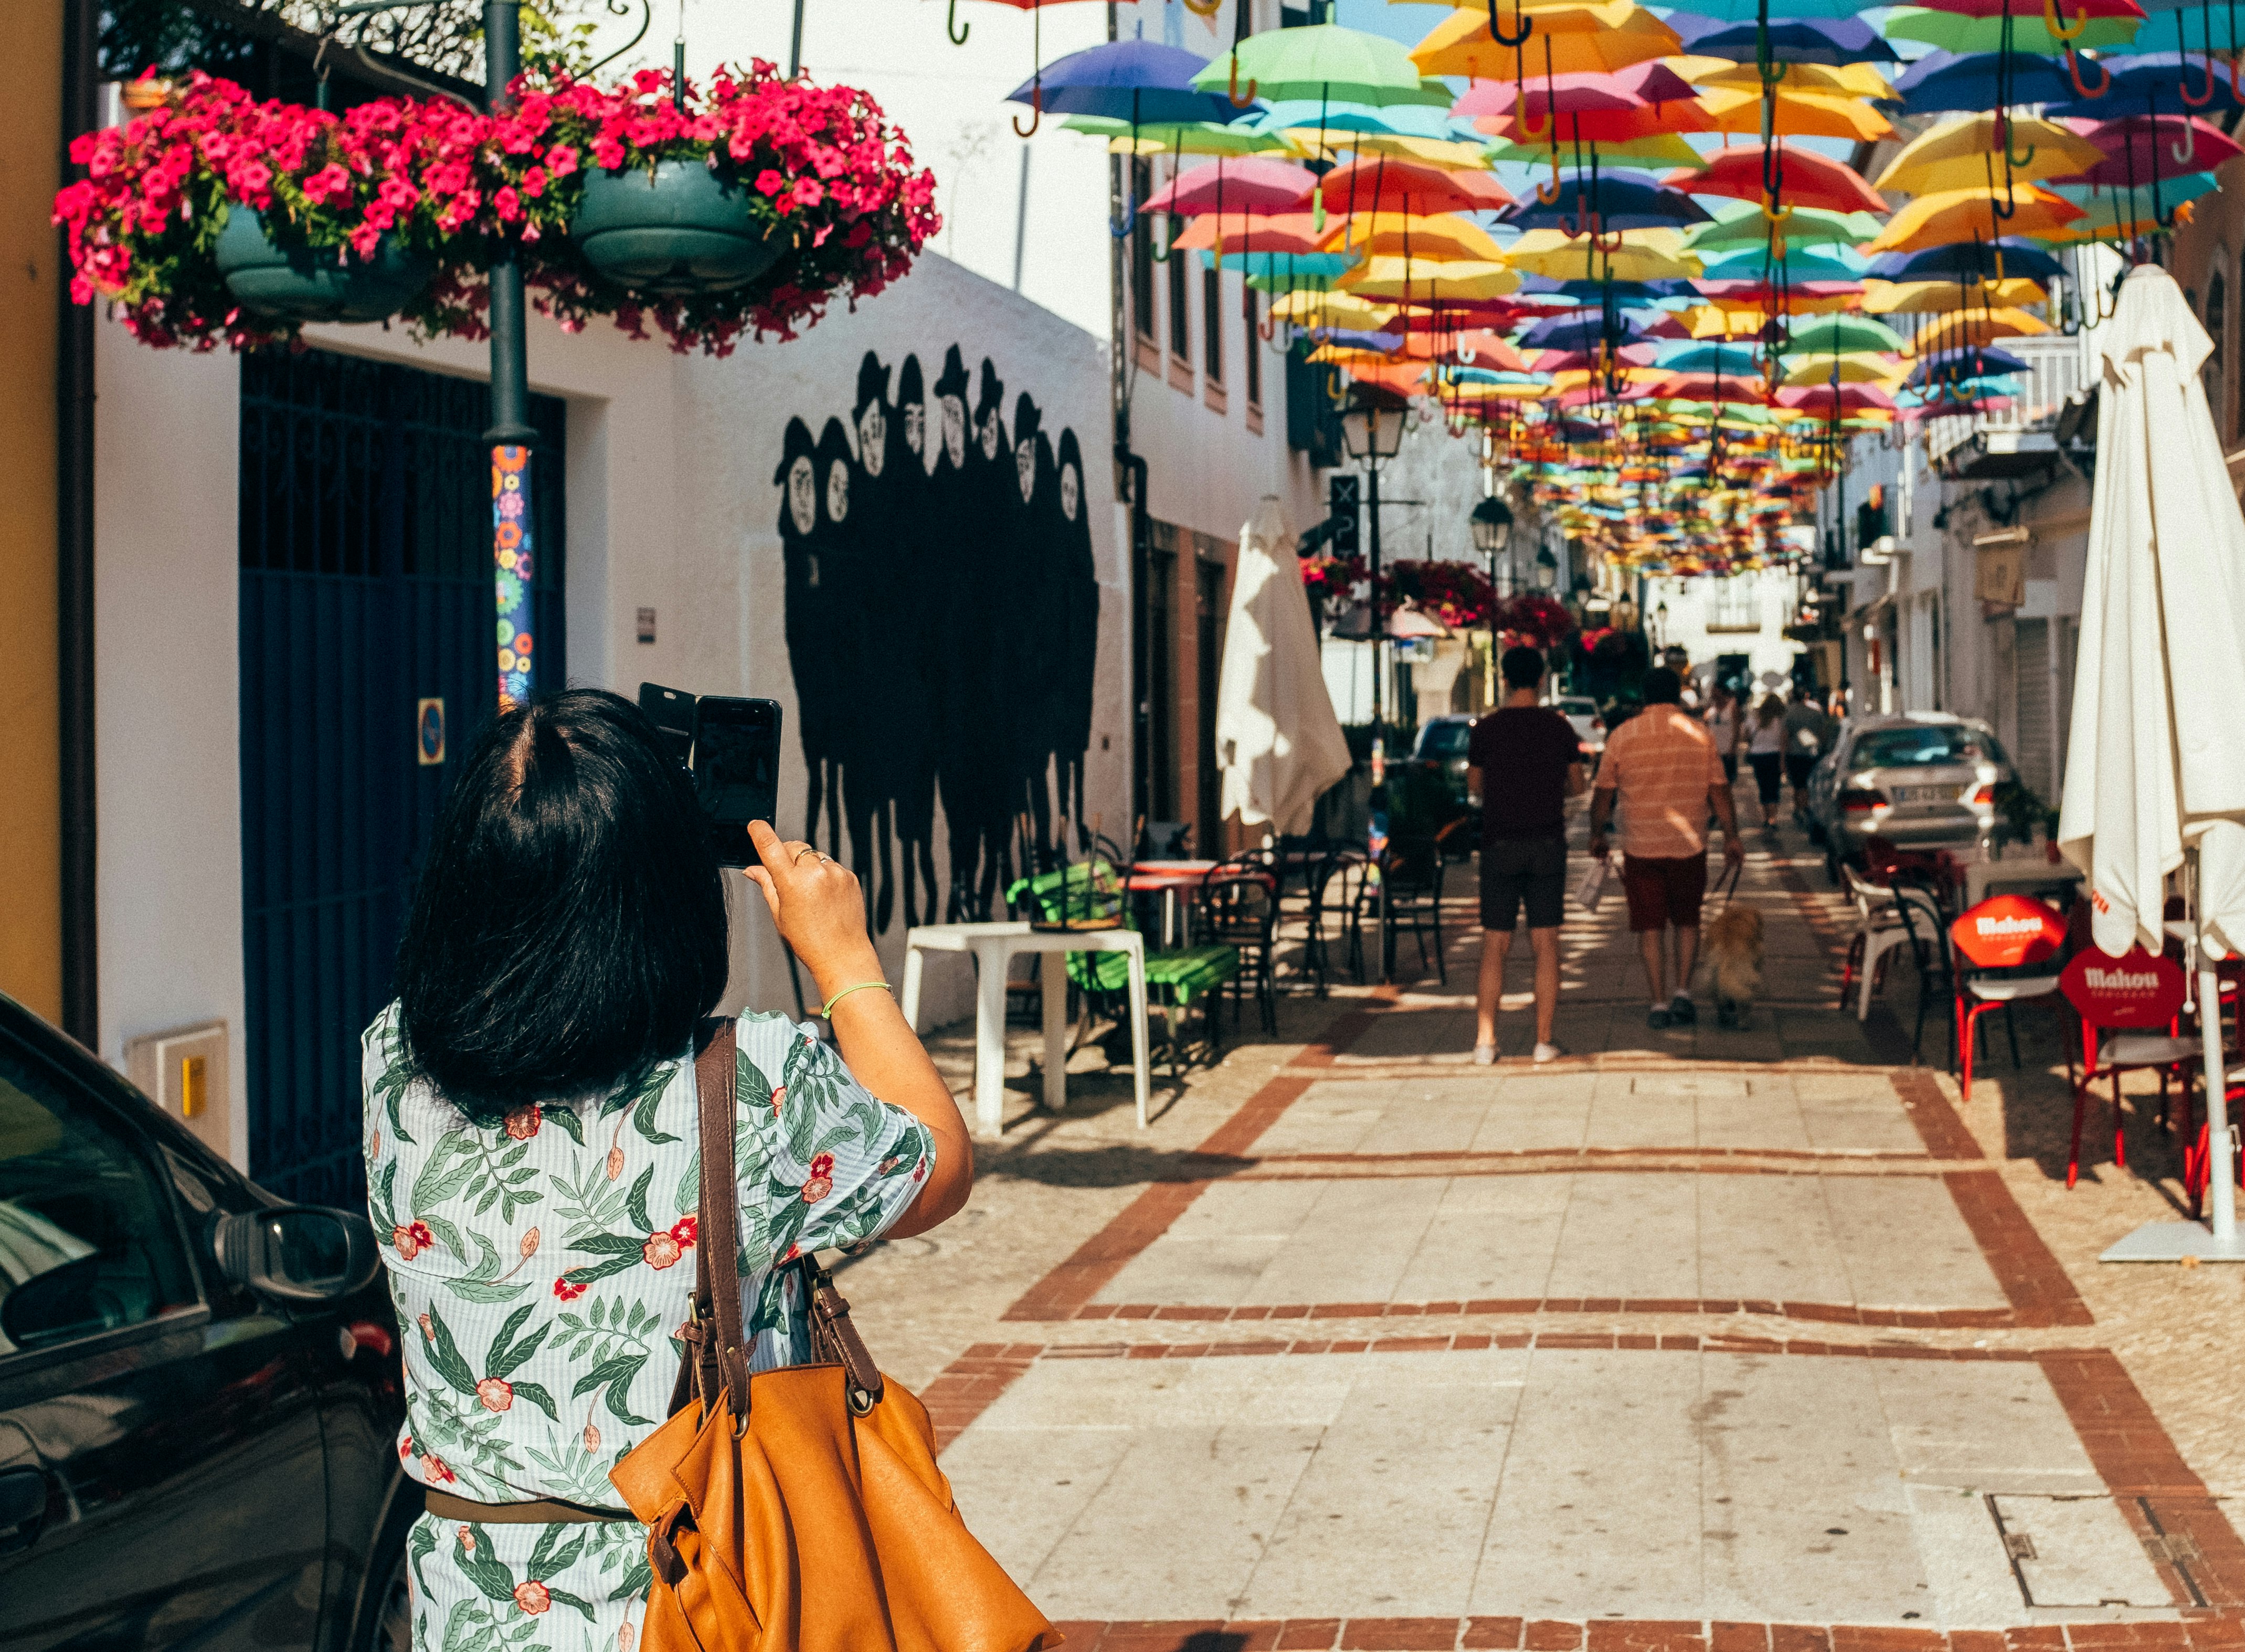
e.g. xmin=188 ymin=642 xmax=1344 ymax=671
xmin=1127 ymin=859 xmax=1219 ymax=946
xmin=899 ymin=922 xmax=1151 ymax=1140
xmin=1961 ymin=847 xmax=2087 ymax=908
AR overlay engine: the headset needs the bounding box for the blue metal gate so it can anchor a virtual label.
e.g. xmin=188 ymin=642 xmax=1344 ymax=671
xmin=239 ymin=349 xmax=566 ymax=1204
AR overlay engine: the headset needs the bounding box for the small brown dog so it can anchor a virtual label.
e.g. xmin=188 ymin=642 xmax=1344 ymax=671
xmin=1698 ymin=902 xmax=1764 ymax=1028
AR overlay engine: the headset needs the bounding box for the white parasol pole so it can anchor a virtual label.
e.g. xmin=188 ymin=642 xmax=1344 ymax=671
xmin=2198 ymin=852 xmax=2237 ymax=1243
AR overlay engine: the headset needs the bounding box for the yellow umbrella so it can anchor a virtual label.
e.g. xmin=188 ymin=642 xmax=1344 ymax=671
xmin=1680 ymin=58 xmax=1895 ymax=100
xmin=1698 ymin=85 xmax=1892 ymax=142
xmin=1341 ymin=255 xmax=1520 ymax=299
xmin=1871 ymin=114 xmax=2106 ymax=197
xmin=1322 ymin=213 xmax=1509 ymax=262
xmin=1412 ymin=3 xmax=1677 ymax=78
xmin=1508 ymin=227 xmax=1700 ymax=282
xmin=1778 ymin=354 xmax=1904 ymax=387
xmin=1482 ymin=133 xmax=1707 ymax=168
xmin=1271 ymin=289 xmax=1401 ymax=329
xmin=1863 ymin=185 xmax=2082 ymax=253
xmin=1284 ymin=131 xmax=1495 ymax=168
xmin=1907 ymin=307 xmax=2051 ymax=352
xmin=1862 ymin=277 xmax=2049 ymax=313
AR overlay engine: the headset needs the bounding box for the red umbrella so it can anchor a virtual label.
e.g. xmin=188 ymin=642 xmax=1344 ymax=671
xmin=1299 ymin=157 xmax=1515 ymax=215
xmin=1141 ymin=158 xmax=1322 ymax=216
xmin=1457 ymin=63 xmax=1713 ymax=145
xmin=1649 ymin=373 xmax=1772 ymax=403
xmin=1777 ymin=383 xmax=1898 ymax=415
xmin=1670 ymin=145 xmax=1888 ymax=216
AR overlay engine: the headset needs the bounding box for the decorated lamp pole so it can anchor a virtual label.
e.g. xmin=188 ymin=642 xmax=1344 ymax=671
xmin=483 ymin=0 xmax=539 ymax=710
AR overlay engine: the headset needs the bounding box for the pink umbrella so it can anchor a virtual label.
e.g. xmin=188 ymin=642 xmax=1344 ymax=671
xmin=1141 ymin=159 xmax=1322 ymax=216
xmin=1778 ymin=383 xmax=1899 ymax=415
xmin=2052 ymin=115 xmax=2244 ymax=186
xmin=1168 ymin=211 xmax=1327 ymax=255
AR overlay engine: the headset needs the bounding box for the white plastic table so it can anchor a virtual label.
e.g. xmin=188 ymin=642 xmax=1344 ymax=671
xmin=899 ymin=922 xmax=1151 ymax=1139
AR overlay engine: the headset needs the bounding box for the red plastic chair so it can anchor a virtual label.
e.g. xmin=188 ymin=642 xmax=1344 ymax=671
xmin=1949 ymin=894 xmax=2073 ymax=1106
xmin=2059 ymin=945 xmax=2193 ymax=1188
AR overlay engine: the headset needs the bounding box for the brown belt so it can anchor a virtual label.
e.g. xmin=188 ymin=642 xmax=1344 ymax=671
xmin=423 ymin=1487 xmax=632 ymax=1526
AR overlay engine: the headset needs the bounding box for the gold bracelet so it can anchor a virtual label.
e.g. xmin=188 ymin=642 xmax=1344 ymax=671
xmin=820 ymin=980 xmax=893 ymax=1018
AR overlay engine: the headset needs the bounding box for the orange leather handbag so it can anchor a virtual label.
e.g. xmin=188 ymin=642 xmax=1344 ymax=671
xmin=609 ymin=1021 xmax=1058 ymax=1652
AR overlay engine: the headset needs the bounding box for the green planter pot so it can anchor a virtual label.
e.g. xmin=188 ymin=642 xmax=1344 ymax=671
xmin=214 ymin=206 xmax=433 ymax=324
xmin=574 ymin=161 xmax=781 ymax=294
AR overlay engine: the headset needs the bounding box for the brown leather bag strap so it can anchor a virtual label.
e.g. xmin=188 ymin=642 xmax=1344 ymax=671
xmin=687 ymin=1017 xmax=750 ymax=1428
xmin=799 ymin=1252 xmax=886 ymax=1414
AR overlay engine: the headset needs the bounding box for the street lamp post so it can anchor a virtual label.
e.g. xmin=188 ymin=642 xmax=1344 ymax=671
xmin=336 ymin=0 xmax=541 ymax=711
xmin=1470 ymin=495 xmax=1515 ymax=714
xmin=1340 ymin=389 xmax=1406 ymax=984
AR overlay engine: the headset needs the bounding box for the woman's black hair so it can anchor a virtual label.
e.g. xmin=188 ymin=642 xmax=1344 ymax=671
xmin=394 ymin=688 xmax=729 ymax=1121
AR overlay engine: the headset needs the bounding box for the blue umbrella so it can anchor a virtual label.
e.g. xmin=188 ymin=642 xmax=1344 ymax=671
xmin=2046 ymin=51 xmax=2245 ymax=114
xmin=1516 ymin=274 xmax=1699 ymax=301
xmin=1893 ymin=49 xmax=2078 ymax=112
xmin=1502 ymin=174 xmax=1713 ymax=233
xmin=1005 ymin=41 xmax=1247 ymax=228
xmin=1668 ymin=14 xmax=1900 ymax=65
xmin=1656 ymin=341 xmax=1766 ymax=375
xmin=1907 ymin=349 xmax=2029 ymax=387
xmin=1697 ymin=247 xmax=1868 ymax=283
xmin=1868 ymin=241 xmax=2066 ymax=281
xmin=1519 ymin=309 xmax=1662 ymax=348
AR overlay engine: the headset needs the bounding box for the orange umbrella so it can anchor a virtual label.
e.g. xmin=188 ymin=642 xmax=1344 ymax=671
xmin=1301 ymin=157 xmax=1514 ymax=215
xmin=1169 ymin=212 xmax=1327 ymax=255
xmin=1410 ymin=2 xmax=1676 ymax=79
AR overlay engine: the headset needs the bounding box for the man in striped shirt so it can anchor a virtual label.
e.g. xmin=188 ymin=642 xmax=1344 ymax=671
xmin=1588 ymin=668 xmax=1745 ymax=1029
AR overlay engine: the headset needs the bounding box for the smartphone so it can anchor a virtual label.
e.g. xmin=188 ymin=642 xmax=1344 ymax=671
xmin=690 ymin=695 xmax=783 ymax=867
xmin=636 ymin=682 xmax=696 ymax=768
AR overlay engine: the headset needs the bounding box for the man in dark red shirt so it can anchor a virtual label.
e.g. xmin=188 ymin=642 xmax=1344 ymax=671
xmin=1465 ymin=645 xmax=1587 ymax=1065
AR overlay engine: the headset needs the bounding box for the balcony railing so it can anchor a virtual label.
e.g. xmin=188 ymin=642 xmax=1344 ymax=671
xmin=1923 ymin=334 xmax=2089 ymax=468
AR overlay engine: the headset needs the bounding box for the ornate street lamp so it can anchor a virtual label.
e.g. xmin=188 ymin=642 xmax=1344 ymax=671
xmin=1470 ymin=495 xmax=1513 ymax=607
xmin=1338 ymin=387 xmax=1409 ymax=735
xmin=1535 ymin=545 xmax=1559 ymax=590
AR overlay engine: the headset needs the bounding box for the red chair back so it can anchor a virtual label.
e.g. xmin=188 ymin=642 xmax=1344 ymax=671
xmin=1951 ymin=895 xmax=2068 ymax=970
xmin=2060 ymin=946 xmax=2188 ymax=1030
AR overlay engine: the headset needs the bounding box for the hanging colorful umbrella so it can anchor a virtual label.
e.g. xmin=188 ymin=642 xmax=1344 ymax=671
xmin=1863 ymin=276 xmax=2051 ymax=310
xmin=1695 ymin=82 xmax=1893 ymax=139
xmin=1782 ymin=313 xmax=1907 ymax=355
xmin=1671 ymin=14 xmax=1902 ymax=63
xmin=1324 ymin=213 xmax=1513 ymax=260
xmin=1683 ymin=201 xmax=1883 ymax=251
xmin=1192 ymin=23 xmax=1450 ymax=108
xmin=1483 ymin=133 xmax=1709 ymax=167
xmin=2053 ymin=113 xmax=2245 ymax=183
xmin=1862 ymin=183 xmax=2085 ymax=251
xmin=1341 ymin=257 xmax=1522 ymax=299
xmin=1412 ymin=3 xmax=1681 ymax=77
xmin=1672 ymin=144 xmax=1888 ymax=214
xmin=1501 ymin=173 xmax=1713 ymax=231
xmin=1301 ymin=156 xmax=1516 ymax=215
xmin=1883 ymin=6 xmax=2142 ymax=54
xmin=1871 ymin=113 xmax=2108 ymax=194
xmin=1868 ymin=238 xmax=2067 ymax=280
xmin=1170 ymin=211 xmax=1329 ymax=255
xmin=1893 ymin=49 xmax=2080 ymax=111
xmin=1141 ymin=157 xmax=1322 ymax=215
xmin=1062 ymin=115 xmax=1295 ymax=155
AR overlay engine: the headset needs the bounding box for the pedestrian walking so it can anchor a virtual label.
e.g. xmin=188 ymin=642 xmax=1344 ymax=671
xmin=1781 ymin=685 xmax=1830 ymax=822
xmin=1703 ymin=683 xmax=1743 ymax=786
xmin=367 ymin=690 xmax=976 ymax=1652
xmin=1466 ymin=645 xmax=1587 ymax=1065
xmin=1746 ymin=693 xmax=1786 ymax=830
xmin=1589 ymin=668 xmax=1745 ymax=1029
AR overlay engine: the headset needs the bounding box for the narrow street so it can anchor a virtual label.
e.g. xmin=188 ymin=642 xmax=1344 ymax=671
xmin=842 ymin=816 xmax=2245 ymax=1651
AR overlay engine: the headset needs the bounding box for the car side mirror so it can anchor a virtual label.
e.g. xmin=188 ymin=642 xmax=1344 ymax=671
xmin=213 ymin=1206 xmax=381 ymax=1304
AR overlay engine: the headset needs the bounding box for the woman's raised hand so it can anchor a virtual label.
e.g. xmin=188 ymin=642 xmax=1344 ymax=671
xmin=742 ymin=820 xmax=882 ymax=997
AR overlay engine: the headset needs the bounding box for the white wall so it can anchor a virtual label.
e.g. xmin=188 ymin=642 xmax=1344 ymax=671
xmin=90 ymin=250 xmax=1121 ymax=1167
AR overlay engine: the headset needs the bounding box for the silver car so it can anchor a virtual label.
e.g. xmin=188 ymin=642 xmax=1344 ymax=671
xmin=1551 ymin=694 xmax=1605 ymax=757
xmin=1808 ymin=713 xmax=2011 ymax=879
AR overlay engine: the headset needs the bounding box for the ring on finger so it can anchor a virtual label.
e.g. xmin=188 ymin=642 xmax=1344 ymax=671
xmin=793 ymin=846 xmax=820 ymax=865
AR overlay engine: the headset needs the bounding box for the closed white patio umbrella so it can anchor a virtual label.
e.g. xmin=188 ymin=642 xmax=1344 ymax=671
xmin=2057 ymin=264 xmax=2245 ymax=1261
xmin=1216 ymin=497 xmax=1354 ymax=838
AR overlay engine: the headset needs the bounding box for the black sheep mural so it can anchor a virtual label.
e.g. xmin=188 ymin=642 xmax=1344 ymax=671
xmin=779 ymin=347 xmax=1100 ymax=933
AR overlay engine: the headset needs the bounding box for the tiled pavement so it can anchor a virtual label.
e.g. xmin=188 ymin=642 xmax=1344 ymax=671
xmin=841 ymin=811 xmax=2245 ymax=1650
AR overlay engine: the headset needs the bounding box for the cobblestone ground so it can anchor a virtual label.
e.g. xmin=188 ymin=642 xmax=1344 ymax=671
xmin=834 ymin=796 xmax=2245 ymax=1652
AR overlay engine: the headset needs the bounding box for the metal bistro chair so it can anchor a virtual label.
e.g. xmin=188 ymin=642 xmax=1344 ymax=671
xmin=1196 ymin=857 xmax=1281 ymax=1034
xmin=1009 ymin=854 xmax=1238 ymax=1086
xmin=1360 ymin=818 xmax=1467 ymax=985
xmin=1887 ymin=882 xmax=1959 ymax=1067
xmin=1305 ymin=848 xmax=1371 ymax=994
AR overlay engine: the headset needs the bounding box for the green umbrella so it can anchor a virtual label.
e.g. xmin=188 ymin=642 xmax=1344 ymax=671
xmin=1780 ymin=313 xmax=1906 ymax=357
xmin=1682 ymin=201 xmax=1883 ymax=253
xmin=1060 ymin=115 xmax=1297 ymax=155
xmin=1881 ymin=7 xmax=2139 ymax=54
xmin=1190 ymin=23 xmax=1448 ymax=109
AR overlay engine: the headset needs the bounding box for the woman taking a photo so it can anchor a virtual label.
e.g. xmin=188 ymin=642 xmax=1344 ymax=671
xmin=364 ymin=690 xmax=970 ymax=1652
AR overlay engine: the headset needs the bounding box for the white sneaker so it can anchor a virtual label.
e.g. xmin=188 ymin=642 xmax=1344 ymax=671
xmin=1473 ymin=1043 xmax=1497 ymax=1066
xmin=1533 ymin=1042 xmax=1563 ymax=1065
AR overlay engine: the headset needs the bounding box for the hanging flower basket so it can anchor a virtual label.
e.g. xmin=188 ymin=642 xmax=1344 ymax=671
xmin=214 ymin=205 xmax=435 ymax=323
xmin=571 ymin=161 xmax=779 ymax=294
xmin=54 ymin=62 xmax=938 ymax=357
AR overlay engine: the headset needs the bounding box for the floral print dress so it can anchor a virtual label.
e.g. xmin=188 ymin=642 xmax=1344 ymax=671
xmin=362 ymin=1003 xmax=936 ymax=1652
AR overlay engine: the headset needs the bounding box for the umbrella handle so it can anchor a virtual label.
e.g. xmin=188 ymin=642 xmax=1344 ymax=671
xmin=945 ymin=0 xmax=969 ymax=45
xmin=2042 ymin=0 xmax=2089 ymax=41
xmin=2182 ymin=55 xmax=2217 ymax=104
xmin=1149 ymin=213 xmax=1171 ymax=263
xmin=1760 ymin=194 xmax=1792 ymax=227
xmin=1182 ymin=0 xmax=1222 ymax=12
xmin=1488 ymin=0 xmax=1533 ymax=49
xmin=2175 ymin=118 xmax=2198 ymax=166
xmin=1013 ymin=82 xmax=1042 ymax=136
xmin=2066 ymin=44 xmax=2110 ymax=98
xmin=1534 ymin=145 xmax=1563 ymax=202
xmin=1110 ymin=195 xmax=1138 ymax=239
xmin=1228 ymin=59 xmax=1258 ymax=108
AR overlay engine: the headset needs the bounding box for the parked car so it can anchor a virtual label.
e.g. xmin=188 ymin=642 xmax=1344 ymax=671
xmin=1805 ymin=713 xmax=2010 ymax=882
xmin=0 ymin=990 xmax=412 ymax=1652
xmin=1411 ymin=715 xmax=1476 ymax=804
xmin=1551 ymin=694 xmax=1605 ymax=758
